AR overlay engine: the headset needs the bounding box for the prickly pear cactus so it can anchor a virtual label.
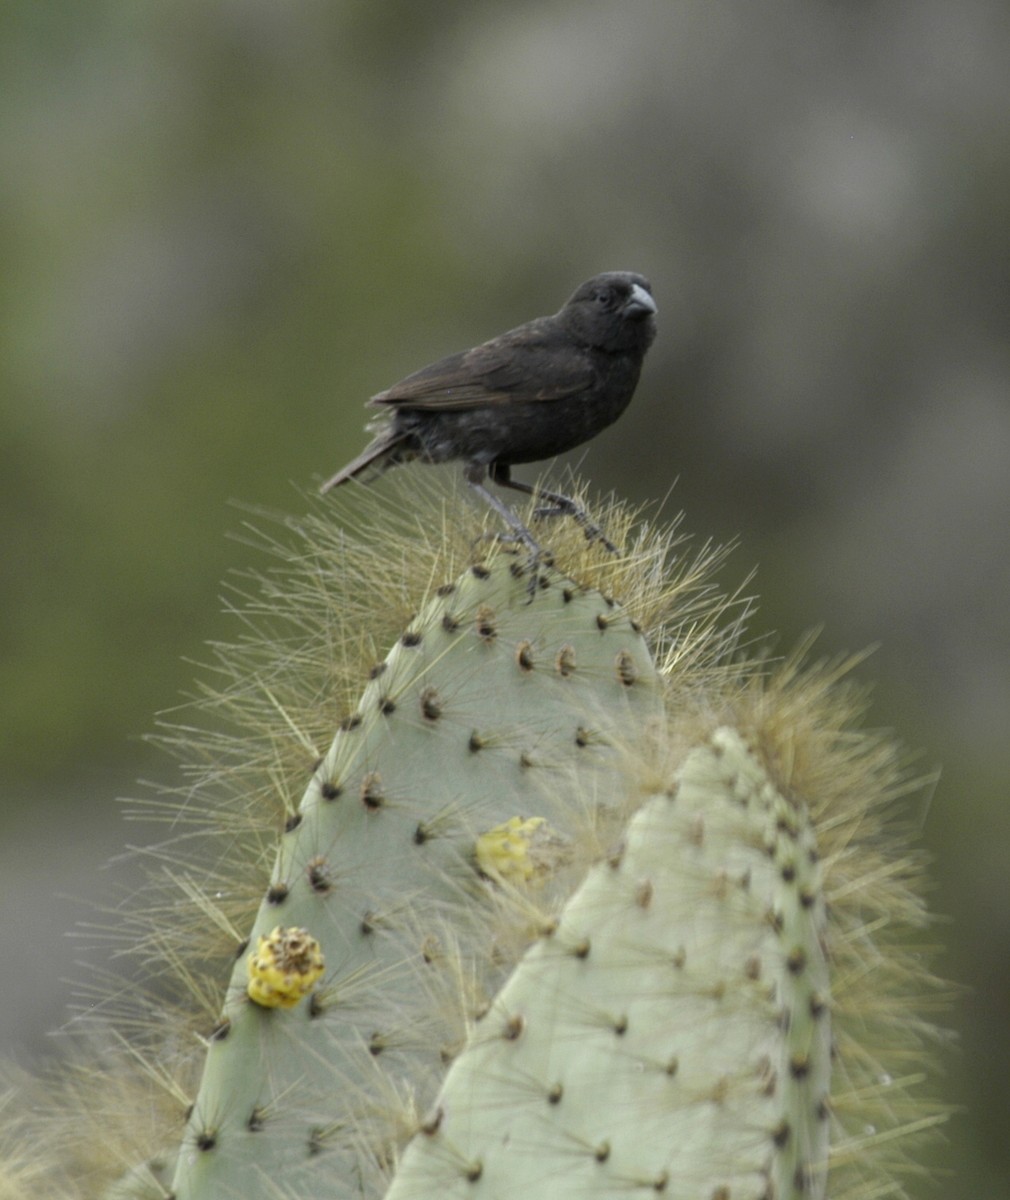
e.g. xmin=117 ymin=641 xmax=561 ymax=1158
xmin=0 ymin=481 xmax=947 ymax=1200
xmin=171 ymin=556 xmax=663 ymax=1198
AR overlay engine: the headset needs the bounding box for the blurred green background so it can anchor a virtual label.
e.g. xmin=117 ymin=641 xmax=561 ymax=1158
xmin=2 ymin=2 xmax=1007 ymax=1191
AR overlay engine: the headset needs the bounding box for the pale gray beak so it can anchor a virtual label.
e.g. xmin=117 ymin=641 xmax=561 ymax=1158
xmin=625 ymin=283 xmax=657 ymax=317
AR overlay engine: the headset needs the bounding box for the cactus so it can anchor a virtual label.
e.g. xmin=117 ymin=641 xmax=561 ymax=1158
xmin=0 ymin=478 xmax=946 ymax=1199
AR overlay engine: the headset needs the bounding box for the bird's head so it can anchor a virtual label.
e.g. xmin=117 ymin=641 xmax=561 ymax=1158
xmin=560 ymin=272 xmax=657 ymax=354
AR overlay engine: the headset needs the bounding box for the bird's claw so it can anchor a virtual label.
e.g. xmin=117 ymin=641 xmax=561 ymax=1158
xmin=531 ymin=503 xmax=618 ymax=554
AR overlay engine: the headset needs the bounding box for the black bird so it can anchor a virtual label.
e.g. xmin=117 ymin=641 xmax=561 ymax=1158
xmin=319 ymin=271 xmax=657 ymax=552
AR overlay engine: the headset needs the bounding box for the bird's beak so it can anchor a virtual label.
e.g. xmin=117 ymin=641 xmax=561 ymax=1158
xmin=624 ymin=284 xmax=657 ymax=317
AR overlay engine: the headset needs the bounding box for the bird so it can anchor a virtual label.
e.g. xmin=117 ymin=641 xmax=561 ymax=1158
xmin=319 ymin=271 xmax=657 ymax=554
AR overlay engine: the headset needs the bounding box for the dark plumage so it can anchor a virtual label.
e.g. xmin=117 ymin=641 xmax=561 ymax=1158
xmin=320 ymin=271 xmax=657 ymax=551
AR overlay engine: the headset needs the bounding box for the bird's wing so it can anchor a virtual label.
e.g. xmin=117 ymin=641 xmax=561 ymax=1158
xmin=368 ymin=319 xmax=594 ymax=412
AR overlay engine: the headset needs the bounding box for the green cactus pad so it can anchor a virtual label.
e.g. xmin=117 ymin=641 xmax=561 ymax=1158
xmin=170 ymin=557 xmax=663 ymax=1198
xmin=384 ymin=726 xmax=831 ymax=1200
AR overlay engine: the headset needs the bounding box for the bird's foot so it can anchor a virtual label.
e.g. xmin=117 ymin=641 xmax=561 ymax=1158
xmin=467 ymin=477 xmax=555 ymax=599
xmin=531 ymin=501 xmax=618 ymax=554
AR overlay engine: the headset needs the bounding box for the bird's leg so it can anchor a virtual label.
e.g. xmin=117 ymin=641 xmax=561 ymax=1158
xmin=488 ymin=464 xmax=618 ymax=554
xmin=465 ymin=464 xmax=546 ymax=596
xmin=466 ymin=466 xmax=541 ymax=552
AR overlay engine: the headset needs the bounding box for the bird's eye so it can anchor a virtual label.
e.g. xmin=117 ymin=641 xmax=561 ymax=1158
xmin=594 ymin=288 xmax=613 ymax=307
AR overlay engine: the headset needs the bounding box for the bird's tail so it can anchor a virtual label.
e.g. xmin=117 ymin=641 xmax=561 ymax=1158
xmin=318 ymin=428 xmax=413 ymax=494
